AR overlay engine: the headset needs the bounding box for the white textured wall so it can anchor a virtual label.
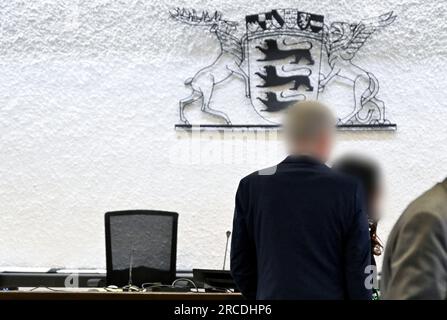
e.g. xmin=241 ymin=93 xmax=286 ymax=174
xmin=0 ymin=0 xmax=446 ymax=270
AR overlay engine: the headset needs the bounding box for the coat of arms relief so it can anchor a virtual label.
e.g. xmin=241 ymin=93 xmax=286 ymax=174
xmin=170 ymin=8 xmax=396 ymax=130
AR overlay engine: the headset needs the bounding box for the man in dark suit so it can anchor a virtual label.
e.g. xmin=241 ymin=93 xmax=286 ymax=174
xmin=230 ymin=101 xmax=372 ymax=300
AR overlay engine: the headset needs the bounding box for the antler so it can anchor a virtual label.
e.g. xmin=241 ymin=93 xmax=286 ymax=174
xmin=169 ymin=7 xmax=223 ymax=25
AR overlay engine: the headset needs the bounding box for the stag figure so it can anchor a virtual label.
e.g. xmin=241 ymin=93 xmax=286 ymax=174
xmin=170 ymin=8 xmax=249 ymax=125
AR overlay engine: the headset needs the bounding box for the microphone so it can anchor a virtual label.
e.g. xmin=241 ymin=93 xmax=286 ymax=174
xmin=223 ymin=231 xmax=231 ymax=270
xmin=123 ymin=246 xmax=139 ymax=292
xmin=128 ymin=247 xmax=135 ymax=286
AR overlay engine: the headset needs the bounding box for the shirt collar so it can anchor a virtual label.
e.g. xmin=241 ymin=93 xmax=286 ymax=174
xmin=281 ymin=154 xmax=325 ymax=166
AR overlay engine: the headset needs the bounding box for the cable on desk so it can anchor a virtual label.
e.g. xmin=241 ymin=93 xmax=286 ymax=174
xmin=140 ymin=279 xmax=199 ymax=292
xmin=28 ymin=287 xmax=67 ymax=292
xmin=172 ymin=278 xmax=199 ymax=292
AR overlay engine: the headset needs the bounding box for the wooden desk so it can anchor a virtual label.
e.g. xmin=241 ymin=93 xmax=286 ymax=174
xmin=0 ymin=290 xmax=242 ymax=300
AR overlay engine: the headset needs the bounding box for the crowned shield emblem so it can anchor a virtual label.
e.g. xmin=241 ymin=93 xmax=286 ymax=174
xmin=245 ymin=9 xmax=324 ymax=124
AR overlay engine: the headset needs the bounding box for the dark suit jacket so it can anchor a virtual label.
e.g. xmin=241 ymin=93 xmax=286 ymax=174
xmin=230 ymin=156 xmax=372 ymax=300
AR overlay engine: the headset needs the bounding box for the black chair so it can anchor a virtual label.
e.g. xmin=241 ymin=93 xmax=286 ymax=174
xmin=105 ymin=210 xmax=178 ymax=287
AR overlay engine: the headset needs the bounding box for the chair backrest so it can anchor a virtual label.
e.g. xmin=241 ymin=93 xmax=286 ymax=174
xmin=105 ymin=210 xmax=178 ymax=287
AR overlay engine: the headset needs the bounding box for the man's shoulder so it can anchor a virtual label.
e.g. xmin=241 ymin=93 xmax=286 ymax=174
xmin=315 ymin=168 xmax=360 ymax=194
xmin=240 ymin=165 xmax=280 ymax=181
xmin=239 ymin=164 xmax=359 ymax=190
xmin=324 ymin=169 xmax=359 ymax=186
xmin=386 ymin=183 xmax=447 ymax=265
xmin=238 ymin=162 xmax=283 ymax=183
xmin=237 ymin=169 xmax=268 ymax=190
xmin=388 ymin=182 xmax=447 ymax=246
xmin=400 ymin=182 xmax=447 ymax=223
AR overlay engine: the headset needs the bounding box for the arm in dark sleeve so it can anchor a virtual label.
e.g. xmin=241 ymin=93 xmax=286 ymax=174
xmin=230 ymin=179 xmax=257 ymax=299
xmin=344 ymin=184 xmax=372 ymax=300
xmin=383 ymin=212 xmax=447 ymax=300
